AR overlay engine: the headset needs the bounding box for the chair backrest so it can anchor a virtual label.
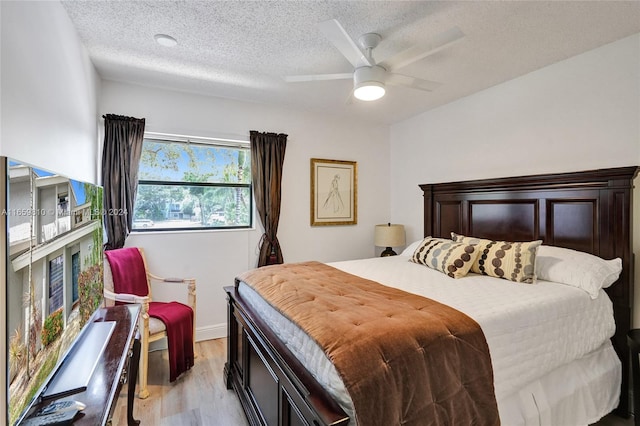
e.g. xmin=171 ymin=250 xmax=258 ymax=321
xmin=104 ymin=247 xmax=151 ymax=302
xmin=103 ymin=253 xmax=115 ymax=307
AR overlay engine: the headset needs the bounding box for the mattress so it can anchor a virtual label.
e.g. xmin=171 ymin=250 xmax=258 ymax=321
xmin=237 ymin=254 xmax=620 ymax=425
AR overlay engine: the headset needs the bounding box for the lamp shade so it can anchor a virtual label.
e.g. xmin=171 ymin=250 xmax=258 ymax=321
xmin=374 ymin=223 xmax=406 ymax=248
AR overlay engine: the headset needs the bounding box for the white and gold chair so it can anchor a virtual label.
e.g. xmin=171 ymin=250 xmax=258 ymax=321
xmin=103 ymin=247 xmax=196 ymax=399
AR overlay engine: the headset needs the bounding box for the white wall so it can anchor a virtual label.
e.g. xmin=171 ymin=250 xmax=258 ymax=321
xmin=391 ymin=33 xmax=639 ymax=243
xmin=0 ymin=1 xmax=101 ymax=183
xmin=0 ymin=1 xmax=101 ymax=422
xmin=100 ymin=81 xmax=391 ymax=339
xmin=390 ymin=34 xmax=640 ymax=320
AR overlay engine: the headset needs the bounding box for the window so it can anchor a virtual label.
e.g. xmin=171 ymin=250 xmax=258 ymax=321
xmin=48 ymin=254 xmax=64 ymax=314
xmin=133 ymin=136 xmax=252 ymax=231
xmin=71 ymin=251 xmax=80 ymax=304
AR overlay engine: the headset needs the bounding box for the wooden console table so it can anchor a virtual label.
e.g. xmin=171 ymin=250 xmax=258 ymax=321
xmin=20 ymin=304 xmax=141 ymax=426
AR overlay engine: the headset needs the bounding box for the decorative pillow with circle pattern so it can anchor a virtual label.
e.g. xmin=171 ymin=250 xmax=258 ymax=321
xmin=410 ymin=237 xmax=481 ymax=279
xmin=451 ymin=233 xmax=542 ymax=283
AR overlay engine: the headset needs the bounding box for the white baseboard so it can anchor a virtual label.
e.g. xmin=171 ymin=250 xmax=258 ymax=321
xmin=148 ymin=323 xmax=226 ymax=352
xmin=195 ymin=323 xmax=226 ymax=341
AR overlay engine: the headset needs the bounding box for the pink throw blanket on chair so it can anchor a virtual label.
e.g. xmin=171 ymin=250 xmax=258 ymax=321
xmin=105 ymin=247 xmax=194 ymax=381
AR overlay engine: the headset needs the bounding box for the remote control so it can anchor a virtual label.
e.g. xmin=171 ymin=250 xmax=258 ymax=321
xmin=20 ymin=408 xmax=79 ymax=426
xmin=36 ymin=400 xmax=86 ymax=416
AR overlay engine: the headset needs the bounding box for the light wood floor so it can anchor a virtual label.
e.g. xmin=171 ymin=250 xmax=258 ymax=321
xmin=111 ymin=338 xmax=248 ymax=425
xmin=111 ymin=338 xmax=633 ymax=426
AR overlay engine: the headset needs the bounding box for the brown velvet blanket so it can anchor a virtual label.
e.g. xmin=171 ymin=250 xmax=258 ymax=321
xmin=237 ymin=261 xmax=500 ymax=426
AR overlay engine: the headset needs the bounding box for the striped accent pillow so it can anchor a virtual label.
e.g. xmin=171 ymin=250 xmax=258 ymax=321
xmin=451 ymin=233 xmax=542 ymax=283
xmin=411 ymin=237 xmax=480 ymax=278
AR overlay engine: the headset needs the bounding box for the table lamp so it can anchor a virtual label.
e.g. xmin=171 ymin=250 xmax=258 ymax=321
xmin=375 ymin=223 xmax=406 ymax=257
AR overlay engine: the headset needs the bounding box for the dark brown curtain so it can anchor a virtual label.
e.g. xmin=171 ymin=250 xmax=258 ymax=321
xmin=250 ymin=130 xmax=287 ymax=267
xmin=101 ymin=114 xmax=145 ymax=250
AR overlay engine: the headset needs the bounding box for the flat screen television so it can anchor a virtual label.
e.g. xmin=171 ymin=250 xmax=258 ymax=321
xmin=2 ymin=157 xmax=105 ymax=425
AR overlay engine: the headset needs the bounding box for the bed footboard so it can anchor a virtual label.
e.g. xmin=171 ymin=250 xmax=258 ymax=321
xmin=224 ymin=286 xmax=349 ymax=426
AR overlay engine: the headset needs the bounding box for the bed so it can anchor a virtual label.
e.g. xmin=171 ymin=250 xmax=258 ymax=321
xmin=224 ymin=166 xmax=638 ymax=426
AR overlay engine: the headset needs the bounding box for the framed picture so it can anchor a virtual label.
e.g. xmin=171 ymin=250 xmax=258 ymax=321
xmin=310 ymin=158 xmax=357 ymax=226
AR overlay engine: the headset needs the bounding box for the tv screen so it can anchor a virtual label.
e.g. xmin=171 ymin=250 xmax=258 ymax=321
xmin=3 ymin=157 xmax=104 ymax=425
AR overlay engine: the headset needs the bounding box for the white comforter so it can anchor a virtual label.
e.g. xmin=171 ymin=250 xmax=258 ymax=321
xmin=238 ymin=254 xmax=619 ymax=424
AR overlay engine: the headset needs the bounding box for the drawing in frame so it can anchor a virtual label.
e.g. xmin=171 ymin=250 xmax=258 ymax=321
xmin=310 ymin=158 xmax=357 ymax=226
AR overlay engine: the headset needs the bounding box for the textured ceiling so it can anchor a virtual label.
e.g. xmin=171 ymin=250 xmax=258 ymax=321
xmin=61 ymin=1 xmax=640 ymax=125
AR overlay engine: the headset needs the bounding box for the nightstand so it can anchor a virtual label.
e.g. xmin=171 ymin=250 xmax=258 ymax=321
xmin=627 ymin=329 xmax=640 ymax=425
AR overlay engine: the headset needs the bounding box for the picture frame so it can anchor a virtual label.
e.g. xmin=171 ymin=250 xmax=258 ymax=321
xmin=310 ymin=158 xmax=357 ymax=226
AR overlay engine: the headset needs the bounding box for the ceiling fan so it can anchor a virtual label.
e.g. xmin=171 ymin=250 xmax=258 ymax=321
xmin=284 ymin=19 xmax=465 ymax=102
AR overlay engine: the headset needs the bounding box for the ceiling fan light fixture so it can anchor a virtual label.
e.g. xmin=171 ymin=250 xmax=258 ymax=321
xmin=354 ymin=81 xmax=386 ymax=101
xmin=353 ymin=65 xmax=386 ymax=101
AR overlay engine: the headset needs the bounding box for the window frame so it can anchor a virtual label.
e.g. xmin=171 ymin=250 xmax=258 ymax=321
xmin=133 ymin=133 xmax=253 ymax=232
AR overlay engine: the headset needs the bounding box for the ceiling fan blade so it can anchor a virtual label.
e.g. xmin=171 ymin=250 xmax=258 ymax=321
xmin=345 ymin=90 xmax=355 ymax=105
xmin=380 ymin=27 xmax=465 ymax=71
xmin=387 ymin=73 xmax=441 ymax=92
xmin=284 ymin=73 xmax=353 ymax=83
xmin=318 ymin=19 xmax=372 ymax=67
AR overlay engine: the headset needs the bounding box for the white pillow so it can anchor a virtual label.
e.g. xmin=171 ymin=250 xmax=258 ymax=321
xmin=535 ymin=245 xmax=622 ymax=299
xmin=400 ymin=240 xmax=423 ymax=256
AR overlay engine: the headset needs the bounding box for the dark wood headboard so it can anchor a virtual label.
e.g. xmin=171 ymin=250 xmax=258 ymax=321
xmin=420 ymin=166 xmax=638 ymax=416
